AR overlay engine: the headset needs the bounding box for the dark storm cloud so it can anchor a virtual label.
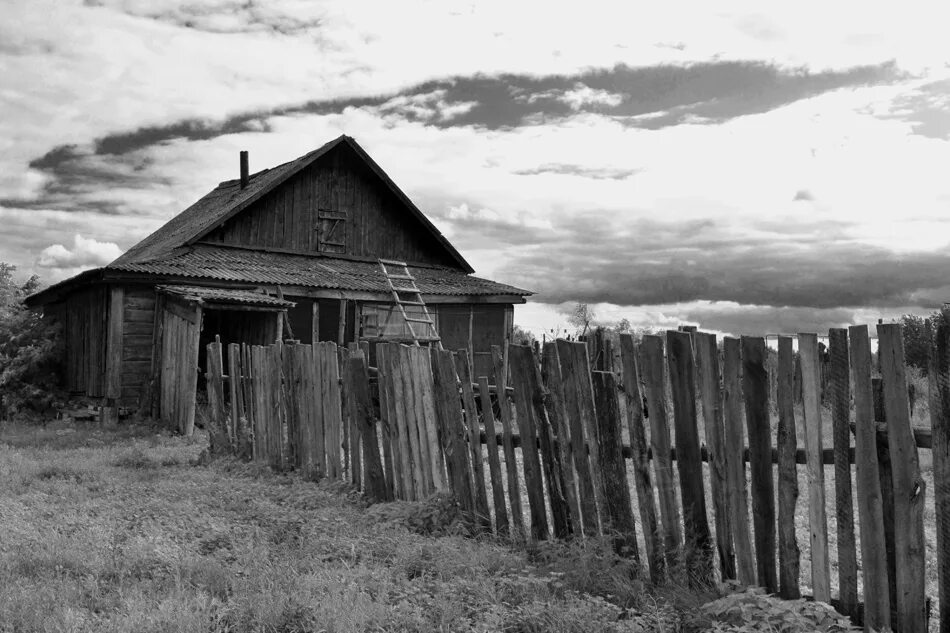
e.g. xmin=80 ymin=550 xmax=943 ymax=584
xmin=877 ymin=79 xmax=950 ymax=140
xmin=490 ymin=214 xmax=950 ymax=310
xmin=94 ymin=116 xmax=273 ymax=155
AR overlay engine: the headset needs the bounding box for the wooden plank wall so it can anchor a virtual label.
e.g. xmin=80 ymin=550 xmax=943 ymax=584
xmin=201 ymin=145 xmax=458 ymax=267
xmin=61 ymin=285 xmax=108 ymax=396
xmin=121 ymin=286 xmax=155 ymax=406
xmin=159 ymin=298 xmax=201 ymax=434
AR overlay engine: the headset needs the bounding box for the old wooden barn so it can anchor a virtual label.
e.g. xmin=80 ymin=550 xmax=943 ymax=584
xmin=27 ymin=135 xmax=531 ymax=430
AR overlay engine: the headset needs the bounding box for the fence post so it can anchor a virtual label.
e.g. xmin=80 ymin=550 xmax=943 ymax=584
xmin=668 ymin=330 xmax=713 ymax=584
xmin=723 ymin=337 xmax=756 ymax=585
xmin=542 ymin=342 xmax=581 ymax=537
xmin=929 ymin=311 xmax=950 ymax=633
xmin=829 ymin=328 xmax=858 ymax=619
xmin=619 ymin=334 xmax=663 ymax=583
xmin=491 ymin=345 xmax=525 ymax=539
xmin=592 ymin=370 xmax=639 ymax=558
xmin=457 ymin=349 xmax=492 ymax=530
xmin=800 ymin=332 xmax=830 ymax=602
xmin=431 ymin=348 xmax=477 ymax=522
xmin=205 ymin=337 xmax=230 ymax=456
xmin=509 ymin=344 xmax=550 ymax=541
xmin=344 ymin=351 xmax=389 ymax=502
xmin=228 ymin=343 xmax=251 ymax=459
xmin=878 ymin=323 xmax=927 ymax=633
xmin=873 ymin=376 xmax=898 ymax=612
xmin=775 ymin=336 xmax=801 ymax=599
xmin=694 ymin=331 xmax=734 ymax=581
xmin=640 ymin=334 xmax=682 ymax=567
xmin=529 ymin=350 xmax=571 ymax=540
xmin=742 ymin=335 xmax=777 ymax=593
xmin=850 ymin=325 xmax=891 ymax=631
xmin=478 ymin=375 xmax=510 ymax=536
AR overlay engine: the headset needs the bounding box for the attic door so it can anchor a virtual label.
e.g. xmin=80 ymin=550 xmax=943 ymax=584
xmin=316 ymin=208 xmax=346 ymax=253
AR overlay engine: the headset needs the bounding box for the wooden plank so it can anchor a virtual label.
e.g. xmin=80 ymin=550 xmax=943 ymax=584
xmin=508 ymin=344 xmax=550 ymax=541
xmin=776 ymin=336 xmax=801 ymax=599
xmin=930 ymin=312 xmax=950 ymax=633
xmin=491 ymin=345 xmax=525 ymax=539
xmin=415 ymin=346 xmax=445 ymax=491
xmin=163 ymin=296 xmax=199 ymax=325
xmin=205 ymin=338 xmax=230 ymax=456
xmin=554 ymin=339 xmax=600 ymax=536
xmin=385 ymin=345 xmax=414 ymax=498
xmin=568 ymin=340 xmax=610 ymax=530
xmin=878 ymin=323 xmax=927 ymax=633
xmin=542 ymin=342 xmax=581 ymax=537
xmin=742 ymin=335 xmax=776 ymax=593
xmin=828 ymin=328 xmax=858 ymax=620
xmin=283 ymin=343 xmax=300 ymax=470
xmin=375 ymin=344 xmax=396 ymax=498
xmin=322 ymin=342 xmax=344 ymax=480
xmin=337 ymin=299 xmax=348 ymax=346
xmin=479 ymin=375 xmax=510 ymax=536
xmin=667 ymin=330 xmax=712 ymax=584
xmin=640 ymin=334 xmax=682 ymax=565
xmin=694 ymin=331 xmax=734 ymax=581
xmin=592 ymin=371 xmax=638 ymax=558
xmin=393 ymin=344 xmax=423 ymax=497
xmin=849 ymin=325 xmax=891 ymax=632
xmin=431 ymin=348 xmax=476 ymax=520
xmin=799 ymin=332 xmax=830 ymax=602
xmin=723 ymin=337 xmax=753 ymax=587
xmin=619 ymin=334 xmax=662 ymax=583
xmin=105 ymin=286 xmax=124 ymax=399
xmin=530 ymin=349 xmax=570 ymax=540
xmin=406 ymin=346 xmax=434 ymax=495
xmin=457 ymin=349 xmax=492 ymax=529
xmin=345 ymin=351 xmax=388 ymax=501
xmin=873 ymin=375 xmax=899 ymax=614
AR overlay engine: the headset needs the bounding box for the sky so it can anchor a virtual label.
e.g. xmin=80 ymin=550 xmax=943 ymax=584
xmin=3 ymin=1 xmax=950 ymax=338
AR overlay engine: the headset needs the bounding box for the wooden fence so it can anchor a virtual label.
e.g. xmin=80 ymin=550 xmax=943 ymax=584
xmin=203 ymin=320 xmax=950 ymax=633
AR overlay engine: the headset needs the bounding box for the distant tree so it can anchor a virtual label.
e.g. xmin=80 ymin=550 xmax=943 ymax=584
xmin=616 ymin=318 xmax=632 ymax=333
xmin=511 ymin=324 xmax=537 ymax=347
xmin=0 ymin=264 xmax=64 ymax=418
xmin=567 ymin=303 xmax=597 ymax=338
xmin=901 ymin=313 xmax=936 ymax=375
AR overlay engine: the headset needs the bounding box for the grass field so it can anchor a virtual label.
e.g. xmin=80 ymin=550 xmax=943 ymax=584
xmin=0 ymin=418 xmax=697 ymax=633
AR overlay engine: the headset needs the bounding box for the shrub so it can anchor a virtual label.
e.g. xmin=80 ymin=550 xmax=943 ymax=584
xmin=0 ymin=264 xmax=64 ymax=418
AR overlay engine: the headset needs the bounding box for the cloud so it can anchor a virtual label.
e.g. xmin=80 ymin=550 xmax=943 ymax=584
xmin=512 ymin=163 xmax=640 ymax=180
xmin=876 ymin=78 xmax=950 ymax=140
xmin=792 ymin=189 xmax=814 ymax=201
xmin=88 ymin=0 xmax=325 ymax=35
xmin=35 ymin=234 xmax=122 ymax=281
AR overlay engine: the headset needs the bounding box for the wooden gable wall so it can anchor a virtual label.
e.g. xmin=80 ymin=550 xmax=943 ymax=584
xmin=201 ymin=144 xmax=459 ymax=268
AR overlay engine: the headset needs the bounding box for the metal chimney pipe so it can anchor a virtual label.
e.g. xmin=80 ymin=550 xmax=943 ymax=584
xmin=239 ymin=151 xmax=249 ymax=189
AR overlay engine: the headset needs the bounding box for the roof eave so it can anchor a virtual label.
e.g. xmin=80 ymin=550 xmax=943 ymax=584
xmin=25 ymin=267 xmax=106 ymax=307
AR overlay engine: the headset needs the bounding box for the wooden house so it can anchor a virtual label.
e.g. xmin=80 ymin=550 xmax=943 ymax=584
xmin=27 ymin=135 xmax=531 ymax=429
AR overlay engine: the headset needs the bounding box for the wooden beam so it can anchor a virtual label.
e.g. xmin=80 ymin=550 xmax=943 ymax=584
xmin=104 ymin=286 xmax=124 ymax=399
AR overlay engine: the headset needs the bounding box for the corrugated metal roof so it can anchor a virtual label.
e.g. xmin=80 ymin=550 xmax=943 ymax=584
xmin=157 ymin=285 xmax=296 ymax=307
xmin=117 ymin=245 xmax=530 ymax=297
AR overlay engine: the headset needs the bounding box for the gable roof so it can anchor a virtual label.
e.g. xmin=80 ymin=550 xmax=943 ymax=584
xmin=110 ymin=135 xmax=473 ymax=273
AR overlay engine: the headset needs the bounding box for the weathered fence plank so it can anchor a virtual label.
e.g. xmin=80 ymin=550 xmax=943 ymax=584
xmin=457 ymin=349 xmax=492 ymax=530
xmin=555 ymin=339 xmax=601 ymax=536
xmin=531 ymin=352 xmax=571 ymax=540
xmin=849 ymin=325 xmax=891 ymax=633
xmin=542 ymin=342 xmax=581 ymax=537
xmin=509 ymin=344 xmax=550 ymax=541
xmin=667 ymin=330 xmax=712 ymax=584
xmin=930 ymin=312 xmax=950 ymax=633
xmin=776 ymin=336 xmax=801 ymax=599
xmin=742 ymin=335 xmax=777 ymax=593
xmin=344 ymin=351 xmax=389 ymax=501
xmin=228 ymin=343 xmax=252 ymax=459
xmin=376 ymin=344 xmax=397 ymax=499
xmin=723 ymin=337 xmax=755 ymax=585
xmin=694 ymin=331 xmax=733 ymax=581
xmin=205 ymin=338 xmax=230 ymax=456
xmin=799 ymin=332 xmax=830 ymax=602
xmin=873 ymin=376 xmax=899 ymax=614
xmin=640 ymin=334 xmax=682 ymax=565
xmin=415 ymin=347 xmax=445 ymax=492
xmin=878 ymin=323 xmax=927 ymax=633
xmin=829 ymin=328 xmax=858 ymax=620
xmin=431 ymin=348 xmax=476 ymax=520
xmin=321 ymin=342 xmax=343 ymax=480
xmin=619 ymin=334 xmax=662 ymax=582
xmin=491 ymin=345 xmax=525 ymax=539
xmin=593 ymin=370 xmax=638 ymax=558
xmin=384 ymin=344 xmax=415 ymax=498
xmin=478 ymin=375 xmax=509 ymax=536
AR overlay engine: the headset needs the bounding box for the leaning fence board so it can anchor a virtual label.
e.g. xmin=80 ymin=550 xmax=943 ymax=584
xmin=205 ymin=339 xmax=230 ymax=456
xmin=593 ymin=371 xmax=638 ymax=558
xmin=414 ymin=347 xmax=445 ymax=492
xmin=567 ymin=340 xmax=610 ymax=530
xmin=479 ymin=375 xmax=509 ymax=536
xmin=873 ymin=376 xmax=899 ymax=614
xmin=667 ymin=330 xmax=712 ymax=584
xmin=878 ymin=323 xmax=927 ymax=633
xmin=742 ymin=335 xmax=777 ymax=593
xmin=491 ymin=345 xmax=525 ymax=539
xmin=619 ymin=334 xmax=662 ymax=583
xmin=542 ymin=342 xmax=582 ymax=537
xmin=457 ymin=349 xmax=492 ymax=529
xmin=776 ymin=336 xmax=801 ymax=600
xmin=345 ymin=351 xmax=389 ymax=501
xmin=849 ymin=325 xmax=891 ymax=632
xmin=532 ymin=352 xmax=570 ymax=540
xmin=800 ymin=333 xmax=831 ymax=602
xmin=405 ymin=346 xmax=434 ymax=495
xmin=509 ymin=344 xmax=550 ymax=541
xmin=228 ymin=343 xmax=252 ymax=459
xmin=829 ymin=328 xmax=857 ymax=619
xmin=694 ymin=331 xmax=734 ymax=582
xmin=384 ymin=345 xmax=415 ymax=498
xmin=555 ymin=339 xmax=601 ymax=536
xmin=377 ymin=345 xmax=400 ymax=499
xmin=431 ymin=349 xmax=477 ymax=519
xmin=723 ymin=337 xmax=755 ymax=585
xmin=930 ymin=312 xmax=950 ymax=633
xmin=321 ymin=343 xmax=343 ymax=480
xmin=640 ymin=334 xmax=682 ymax=563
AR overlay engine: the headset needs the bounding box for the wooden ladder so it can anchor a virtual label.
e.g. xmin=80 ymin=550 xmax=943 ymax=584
xmin=378 ymin=258 xmax=442 ymax=348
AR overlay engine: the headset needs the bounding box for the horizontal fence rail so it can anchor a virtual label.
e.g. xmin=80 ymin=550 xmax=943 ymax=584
xmin=201 ymin=317 xmax=950 ymax=633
